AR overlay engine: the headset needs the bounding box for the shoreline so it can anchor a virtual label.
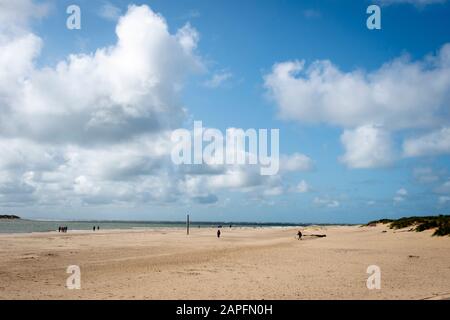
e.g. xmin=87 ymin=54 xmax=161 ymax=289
xmin=0 ymin=225 xmax=311 ymax=237
xmin=0 ymin=219 xmax=352 ymax=235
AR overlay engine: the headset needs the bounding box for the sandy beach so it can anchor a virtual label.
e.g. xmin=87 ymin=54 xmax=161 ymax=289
xmin=0 ymin=224 xmax=449 ymax=300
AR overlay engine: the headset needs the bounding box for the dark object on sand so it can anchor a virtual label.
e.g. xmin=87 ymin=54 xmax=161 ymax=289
xmin=217 ymin=229 xmax=221 ymax=238
xmin=297 ymin=231 xmax=302 ymax=240
xmin=307 ymin=234 xmax=326 ymax=238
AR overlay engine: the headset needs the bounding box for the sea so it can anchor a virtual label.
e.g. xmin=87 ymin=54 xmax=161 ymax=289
xmin=0 ymin=219 xmax=305 ymax=234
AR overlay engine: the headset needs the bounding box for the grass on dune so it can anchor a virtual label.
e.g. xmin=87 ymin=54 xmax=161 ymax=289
xmin=366 ymin=215 xmax=450 ymax=236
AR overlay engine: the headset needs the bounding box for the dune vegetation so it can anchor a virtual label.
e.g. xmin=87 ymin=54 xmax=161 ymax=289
xmin=367 ymin=215 xmax=450 ymax=236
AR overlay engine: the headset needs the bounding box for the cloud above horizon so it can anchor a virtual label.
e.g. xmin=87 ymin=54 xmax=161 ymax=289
xmin=264 ymin=44 xmax=450 ymax=168
xmin=98 ymin=2 xmax=122 ymax=21
xmin=0 ymin=4 xmax=202 ymax=207
xmin=0 ymin=3 xmax=313 ymax=209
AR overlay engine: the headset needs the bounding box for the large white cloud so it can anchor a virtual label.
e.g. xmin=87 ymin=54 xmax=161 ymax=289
xmin=264 ymin=44 xmax=450 ymax=168
xmin=1 ymin=5 xmax=203 ymax=144
xmin=0 ymin=3 xmax=313 ymax=209
xmin=0 ymin=4 xmax=203 ymax=207
xmin=264 ymin=45 xmax=450 ymax=130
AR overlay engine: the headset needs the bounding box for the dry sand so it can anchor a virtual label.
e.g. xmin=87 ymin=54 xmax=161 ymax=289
xmin=0 ymin=224 xmax=449 ymax=300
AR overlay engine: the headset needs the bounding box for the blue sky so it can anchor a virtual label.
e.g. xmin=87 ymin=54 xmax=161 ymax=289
xmin=0 ymin=0 xmax=450 ymax=223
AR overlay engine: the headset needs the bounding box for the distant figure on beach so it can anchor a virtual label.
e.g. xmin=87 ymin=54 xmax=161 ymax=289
xmin=58 ymin=226 xmax=61 ymax=233
xmin=217 ymin=229 xmax=221 ymax=238
xmin=97 ymin=226 xmax=100 ymax=231
xmin=93 ymin=226 xmax=96 ymax=232
xmin=297 ymin=230 xmax=303 ymax=240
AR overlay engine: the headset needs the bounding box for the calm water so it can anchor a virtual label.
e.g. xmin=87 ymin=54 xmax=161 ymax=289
xmin=0 ymin=219 xmax=304 ymax=234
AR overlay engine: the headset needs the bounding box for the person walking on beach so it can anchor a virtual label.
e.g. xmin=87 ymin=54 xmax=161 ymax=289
xmin=297 ymin=230 xmax=303 ymax=240
xmin=97 ymin=226 xmax=100 ymax=231
xmin=93 ymin=226 xmax=96 ymax=232
xmin=217 ymin=229 xmax=221 ymax=238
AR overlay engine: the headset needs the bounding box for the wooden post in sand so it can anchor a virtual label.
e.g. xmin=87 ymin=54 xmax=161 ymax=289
xmin=187 ymin=214 xmax=190 ymax=235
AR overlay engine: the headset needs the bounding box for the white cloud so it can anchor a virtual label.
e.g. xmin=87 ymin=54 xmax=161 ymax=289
xmin=203 ymin=70 xmax=233 ymax=88
xmin=339 ymin=125 xmax=395 ymax=168
xmin=0 ymin=4 xmax=210 ymax=207
xmin=293 ymin=180 xmax=310 ymax=193
xmin=394 ymin=188 xmax=408 ymax=203
xmin=175 ymin=164 xmax=286 ymax=202
xmin=313 ymin=197 xmax=340 ymax=208
xmin=264 ymin=45 xmax=450 ymax=167
xmin=263 ymin=185 xmax=284 ymax=197
xmin=280 ymin=153 xmax=314 ymax=172
xmin=1 ymin=5 xmax=203 ymax=145
xmin=264 ymin=45 xmax=450 ymax=130
xmin=98 ymin=2 xmax=122 ymax=21
xmin=403 ymin=127 xmax=450 ymax=157
xmin=0 ymin=3 xmax=334 ymax=209
xmin=0 ymin=0 xmax=49 ymax=34
xmin=168 ymin=123 xmax=312 ymax=202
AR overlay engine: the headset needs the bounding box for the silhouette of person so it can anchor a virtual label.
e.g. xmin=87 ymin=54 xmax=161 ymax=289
xmin=297 ymin=230 xmax=303 ymax=240
xmin=217 ymin=229 xmax=221 ymax=238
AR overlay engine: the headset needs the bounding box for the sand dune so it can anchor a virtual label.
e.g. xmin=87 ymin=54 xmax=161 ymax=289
xmin=0 ymin=225 xmax=449 ymax=299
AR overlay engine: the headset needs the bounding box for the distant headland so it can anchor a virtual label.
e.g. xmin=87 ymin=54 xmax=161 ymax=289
xmin=0 ymin=215 xmax=21 ymax=220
